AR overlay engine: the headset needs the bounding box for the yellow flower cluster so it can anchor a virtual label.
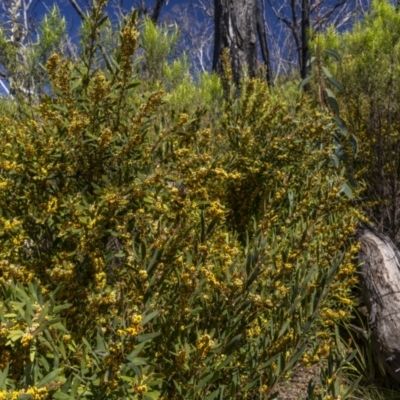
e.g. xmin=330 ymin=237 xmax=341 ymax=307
xmin=0 ymin=16 xmax=365 ymax=397
xmin=117 ymin=314 xmax=143 ymax=337
xmin=0 ymin=387 xmax=48 ymax=400
xmin=197 ymin=334 xmax=214 ymax=359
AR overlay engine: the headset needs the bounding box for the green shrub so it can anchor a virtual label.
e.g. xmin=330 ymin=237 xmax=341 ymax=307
xmin=0 ymin=3 xmax=361 ymax=399
xmin=314 ymin=0 xmax=400 ymax=244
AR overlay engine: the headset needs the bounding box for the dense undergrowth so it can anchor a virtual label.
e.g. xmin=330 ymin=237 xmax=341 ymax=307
xmin=1 ymin=0 xmax=400 ymax=399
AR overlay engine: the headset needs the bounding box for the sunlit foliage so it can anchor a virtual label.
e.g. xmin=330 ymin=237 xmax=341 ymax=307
xmin=0 ymin=2 xmax=363 ymax=399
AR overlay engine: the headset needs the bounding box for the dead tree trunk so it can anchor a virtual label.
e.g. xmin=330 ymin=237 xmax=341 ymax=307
xmin=213 ymin=0 xmax=258 ymax=84
xmin=358 ymin=223 xmax=400 ymax=383
xmin=300 ymin=0 xmax=311 ymax=80
xmin=256 ymin=0 xmax=271 ymax=85
xmin=213 ymin=0 xmax=258 ymax=85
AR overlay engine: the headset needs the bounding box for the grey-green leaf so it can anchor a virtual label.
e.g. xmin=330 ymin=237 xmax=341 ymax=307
xmin=333 ymin=115 xmax=348 ymax=136
xmin=325 ymin=49 xmax=340 ymax=61
xmin=298 ymin=75 xmax=313 ymax=89
xmin=326 ymin=91 xmax=340 ymax=116
xmin=37 ymin=368 xmax=63 ymax=388
xmin=349 ymin=134 xmax=358 ymax=156
xmin=340 ymin=182 xmax=354 ymax=199
xmin=326 ymin=76 xmax=344 ymax=92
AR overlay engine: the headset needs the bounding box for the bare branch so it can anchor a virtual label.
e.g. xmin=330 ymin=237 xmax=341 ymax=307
xmin=150 ymin=0 xmax=166 ymax=23
xmin=69 ymin=0 xmax=86 ymax=20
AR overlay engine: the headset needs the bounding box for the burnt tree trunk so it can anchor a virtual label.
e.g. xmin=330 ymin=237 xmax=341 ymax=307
xmin=213 ymin=0 xmax=269 ymax=85
xmin=300 ymin=0 xmax=311 ymax=80
xmin=256 ymin=0 xmax=272 ymax=85
xmin=358 ymin=223 xmax=400 ymax=383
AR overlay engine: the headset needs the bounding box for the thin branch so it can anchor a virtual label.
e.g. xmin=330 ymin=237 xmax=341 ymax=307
xmin=317 ymin=0 xmax=347 ymax=25
xmin=150 ymin=0 xmax=166 ymax=23
xmin=69 ymin=0 xmax=86 ymax=20
xmin=67 ymin=0 xmax=113 ymax=74
xmin=0 ymin=78 xmax=10 ymax=95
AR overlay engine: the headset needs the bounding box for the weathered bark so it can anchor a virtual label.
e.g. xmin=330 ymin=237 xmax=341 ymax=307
xmin=300 ymin=0 xmax=310 ymax=80
xmin=358 ymin=223 xmax=400 ymax=383
xmin=256 ymin=0 xmax=271 ymax=85
xmin=213 ymin=0 xmax=258 ymax=85
xmin=7 ymin=0 xmax=34 ymax=98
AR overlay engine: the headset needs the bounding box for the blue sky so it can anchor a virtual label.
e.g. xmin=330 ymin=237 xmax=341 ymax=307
xmin=0 ymin=0 xmax=374 ymax=95
xmin=35 ymin=0 xmax=189 ymax=23
xmin=31 ymin=0 xmax=191 ymax=43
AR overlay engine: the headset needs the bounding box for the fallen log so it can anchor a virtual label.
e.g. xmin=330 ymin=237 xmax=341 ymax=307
xmin=358 ymin=223 xmax=400 ymax=383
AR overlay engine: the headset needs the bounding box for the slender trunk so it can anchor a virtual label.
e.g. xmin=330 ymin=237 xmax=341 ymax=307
xmin=256 ymin=0 xmax=271 ymax=85
xmin=300 ymin=0 xmax=311 ymax=80
xmin=9 ymin=0 xmax=32 ymax=98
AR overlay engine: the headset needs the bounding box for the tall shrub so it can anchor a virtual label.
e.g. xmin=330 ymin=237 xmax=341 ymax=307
xmin=0 ymin=2 xmax=360 ymax=398
xmin=317 ymin=0 xmax=400 ymax=244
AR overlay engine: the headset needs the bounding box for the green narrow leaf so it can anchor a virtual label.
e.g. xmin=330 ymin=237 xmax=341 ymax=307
xmin=326 ymin=76 xmax=344 ymax=92
xmin=37 ymin=368 xmax=63 ymax=388
xmin=243 ymin=379 xmax=258 ymax=392
xmin=205 ymin=389 xmax=220 ymax=400
xmin=69 ymin=375 xmax=81 ymax=398
xmin=7 ymin=330 xmax=24 ymax=342
xmin=0 ymin=364 xmax=9 ymax=390
xmin=332 ymin=115 xmax=348 ymax=136
xmin=278 ymin=321 xmax=290 ymax=339
xmin=30 ymin=343 xmax=36 ymax=362
xmin=322 ymin=66 xmax=333 ymax=78
xmin=146 ymin=249 xmax=159 ymax=273
xmin=219 ymin=354 xmax=234 ymax=368
xmin=325 ymin=87 xmax=335 ymax=99
xmin=197 ymin=372 xmax=214 ymax=391
xmin=230 ymin=373 xmax=238 ymax=397
xmin=349 ymin=134 xmax=358 ymax=157
xmin=245 ymin=268 xmax=262 ymax=290
xmin=70 ymin=79 xmax=82 ymax=92
xmin=331 ymin=154 xmax=340 ymax=169
xmin=298 ymin=75 xmax=313 ymax=89
xmin=206 ymin=216 xmax=220 ymax=238
xmin=342 ymin=376 xmax=361 ymax=398
xmin=225 ymin=334 xmax=241 ymax=353
xmin=136 ymin=332 xmax=160 ymax=343
xmin=53 ymin=304 xmax=72 ymax=314
xmin=340 ymin=182 xmax=354 ymax=199
xmin=98 ymin=15 xmax=109 ymax=27
xmin=53 ymin=393 xmax=75 ymax=400
xmin=144 ymin=392 xmax=161 ymax=400
xmin=200 ymin=211 xmax=206 ymax=243
xmin=306 ymin=56 xmax=316 ymax=66
xmin=126 ymin=81 xmax=140 ymax=90
xmin=326 ymin=91 xmax=340 ymax=116
xmin=173 ymin=380 xmax=182 ymax=394
xmin=325 ymin=49 xmax=340 ymax=61
xmin=141 ymin=311 xmax=158 ymax=326
xmin=285 ymin=342 xmax=307 ymax=371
